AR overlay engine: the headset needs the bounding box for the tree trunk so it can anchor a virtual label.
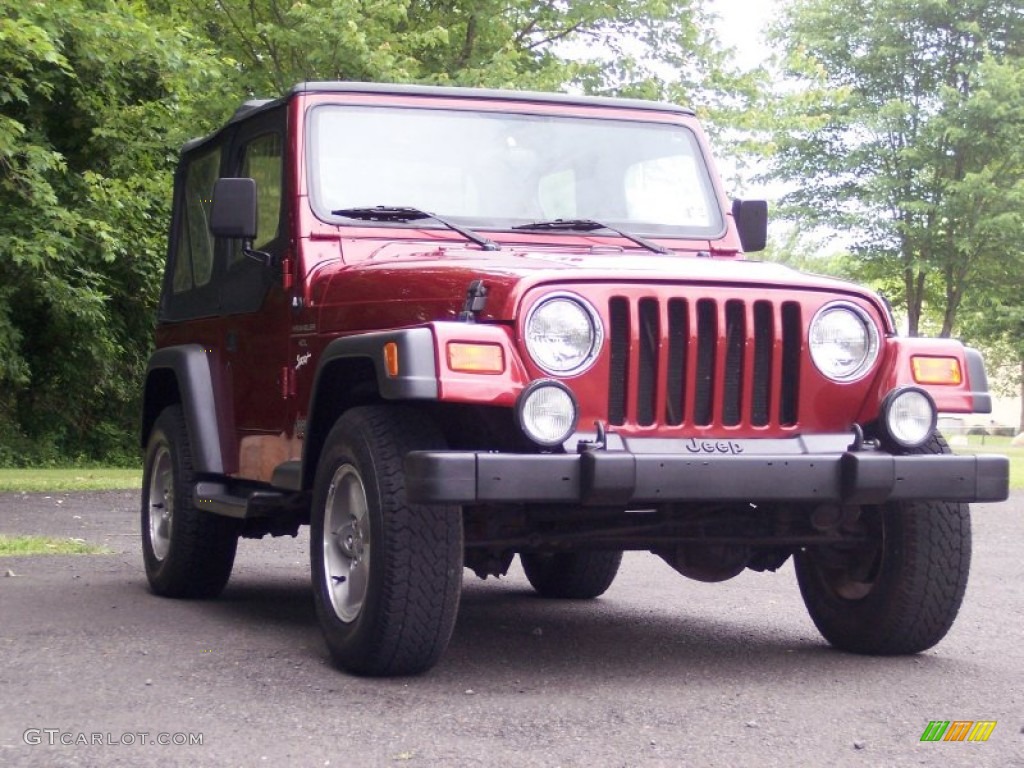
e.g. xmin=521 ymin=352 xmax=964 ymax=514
xmin=1019 ymin=359 xmax=1024 ymax=435
xmin=905 ymin=267 xmax=926 ymax=337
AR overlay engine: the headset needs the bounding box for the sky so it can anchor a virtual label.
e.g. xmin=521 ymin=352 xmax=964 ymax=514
xmin=560 ymin=1 xmax=782 ymax=198
xmin=708 ymin=0 xmax=778 ymax=70
xmin=706 ymin=1 xmax=781 ymax=200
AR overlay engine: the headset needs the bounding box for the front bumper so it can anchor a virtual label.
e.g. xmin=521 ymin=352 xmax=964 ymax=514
xmin=405 ymin=442 xmax=1009 ymax=506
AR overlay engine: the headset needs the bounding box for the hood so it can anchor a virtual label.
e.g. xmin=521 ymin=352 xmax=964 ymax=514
xmin=311 ymin=242 xmax=883 ymax=331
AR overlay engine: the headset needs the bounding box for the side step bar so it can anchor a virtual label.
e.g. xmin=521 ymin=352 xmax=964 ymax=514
xmin=194 ymin=481 xmax=293 ymax=519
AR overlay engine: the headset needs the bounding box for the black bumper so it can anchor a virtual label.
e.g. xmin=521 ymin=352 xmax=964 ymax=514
xmin=405 ymin=449 xmax=1009 ymax=506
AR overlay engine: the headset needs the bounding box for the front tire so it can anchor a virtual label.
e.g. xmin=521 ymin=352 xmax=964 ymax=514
xmin=310 ymin=406 xmax=463 ymax=676
xmin=141 ymin=405 xmax=239 ymax=598
xmin=795 ymin=436 xmax=971 ymax=655
xmin=520 ymin=551 xmax=623 ymax=599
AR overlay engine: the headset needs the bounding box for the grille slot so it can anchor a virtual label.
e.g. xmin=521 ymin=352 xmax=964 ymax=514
xmin=607 ymin=297 xmax=630 ymax=425
xmin=722 ymin=300 xmax=746 ymax=426
xmin=752 ymin=301 xmax=773 ymax=426
xmin=637 ymin=298 xmax=659 ymax=426
xmin=693 ymin=299 xmax=717 ymax=425
xmin=607 ymin=296 xmax=802 ymax=429
xmin=780 ymin=302 xmax=801 ymax=426
xmin=665 ymin=299 xmax=688 ymax=425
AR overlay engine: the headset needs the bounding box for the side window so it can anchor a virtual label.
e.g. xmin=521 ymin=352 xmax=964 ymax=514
xmin=221 ymin=129 xmax=283 ymax=315
xmin=172 ymin=227 xmax=192 ymax=293
xmin=230 ymin=133 xmax=282 ymax=266
xmin=173 ymin=147 xmax=220 ymax=293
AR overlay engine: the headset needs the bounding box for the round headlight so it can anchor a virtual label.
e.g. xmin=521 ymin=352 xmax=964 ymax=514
xmin=881 ymin=387 xmax=936 ymax=449
xmin=525 ymin=294 xmax=603 ymax=376
xmin=517 ymin=381 xmax=578 ymax=447
xmin=809 ymin=303 xmax=881 ymax=382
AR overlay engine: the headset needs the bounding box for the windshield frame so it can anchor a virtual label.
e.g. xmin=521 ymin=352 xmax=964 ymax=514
xmin=304 ymin=101 xmax=727 ymax=241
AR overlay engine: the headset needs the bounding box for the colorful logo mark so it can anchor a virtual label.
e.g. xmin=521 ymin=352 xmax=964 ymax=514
xmin=920 ymin=721 xmax=996 ymax=742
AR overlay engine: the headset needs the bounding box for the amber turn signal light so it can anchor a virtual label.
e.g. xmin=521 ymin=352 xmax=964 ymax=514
xmin=447 ymin=342 xmax=504 ymax=373
xmin=911 ymin=356 xmax=962 ymax=385
xmin=383 ymin=342 xmax=400 ymax=377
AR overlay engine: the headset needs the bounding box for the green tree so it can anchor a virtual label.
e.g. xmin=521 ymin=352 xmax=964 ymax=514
xmin=169 ymin=1 xmax=728 ymax=99
xmin=1 ymin=0 xmax=748 ymax=464
xmin=958 ymin=299 xmax=1024 ymax=431
xmin=763 ymin=0 xmax=1024 ymax=337
xmin=758 ymin=225 xmax=858 ymax=279
xmin=0 ymin=0 xmax=226 ymax=463
xmin=167 ymin=1 xmax=757 ymax=178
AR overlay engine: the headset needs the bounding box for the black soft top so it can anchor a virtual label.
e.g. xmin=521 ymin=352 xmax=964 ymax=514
xmin=290 ymin=81 xmax=694 ymax=115
xmin=181 ymin=81 xmax=694 ymax=155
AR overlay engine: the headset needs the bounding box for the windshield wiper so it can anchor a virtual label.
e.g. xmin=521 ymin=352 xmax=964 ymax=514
xmin=331 ymin=206 xmax=499 ymax=251
xmin=511 ymin=218 xmax=673 ymax=255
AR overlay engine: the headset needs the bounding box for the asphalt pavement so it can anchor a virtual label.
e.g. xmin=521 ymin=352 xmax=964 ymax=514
xmin=0 ymin=490 xmax=1021 ymax=767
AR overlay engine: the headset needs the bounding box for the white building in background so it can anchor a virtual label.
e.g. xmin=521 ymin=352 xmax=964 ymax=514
xmin=940 ymin=397 xmax=1020 ymax=440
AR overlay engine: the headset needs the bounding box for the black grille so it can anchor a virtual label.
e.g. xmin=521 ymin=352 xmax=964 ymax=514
xmin=693 ymin=299 xmax=717 ymax=425
xmin=722 ymin=300 xmax=746 ymax=426
xmin=607 ymin=297 xmax=630 ymax=425
xmin=637 ymin=298 xmax=659 ymax=426
xmin=665 ymin=299 xmax=688 ymax=425
xmin=607 ymin=296 xmax=801 ymax=429
xmin=752 ymin=301 xmax=773 ymax=426
xmin=780 ymin=302 xmax=801 ymax=426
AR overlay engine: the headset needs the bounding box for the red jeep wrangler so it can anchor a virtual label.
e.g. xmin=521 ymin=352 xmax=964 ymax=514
xmin=141 ymin=82 xmax=1008 ymax=676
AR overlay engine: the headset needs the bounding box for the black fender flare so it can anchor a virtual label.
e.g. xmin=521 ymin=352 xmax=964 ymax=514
xmin=301 ymin=328 xmax=439 ymax=488
xmin=313 ymin=327 xmax=439 ymax=402
xmin=964 ymin=346 xmax=992 ymax=414
xmin=143 ymin=345 xmax=226 ymax=474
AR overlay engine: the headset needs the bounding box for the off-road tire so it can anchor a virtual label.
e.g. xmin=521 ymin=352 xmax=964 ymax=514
xmin=310 ymin=406 xmax=463 ymax=676
xmin=520 ymin=551 xmax=623 ymax=599
xmin=795 ymin=434 xmax=971 ymax=655
xmin=141 ymin=405 xmax=239 ymax=598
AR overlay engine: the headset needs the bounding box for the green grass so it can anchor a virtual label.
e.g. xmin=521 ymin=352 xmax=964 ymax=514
xmin=0 ymin=468 xmax=141 ymax=492
xmin=0 ymin=534 xmax=111 ymax=556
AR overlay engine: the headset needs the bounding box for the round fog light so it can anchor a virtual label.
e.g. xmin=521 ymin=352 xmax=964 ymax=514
xmin=517 ymin=381 xmax=578 ymax=447
xmin=882 ymin=388 xmax=936 ymax=449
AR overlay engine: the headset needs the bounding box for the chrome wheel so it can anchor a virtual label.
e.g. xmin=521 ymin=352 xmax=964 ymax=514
xmin=147 ymin=444 xmax=174 ymax=562
xmin=310 ymin=406 xmax=463 ymax=675
xmin=322 ymin=464 xmax=371 ymax=623
xmin=141 ymin=405 xmax=239 ymax=598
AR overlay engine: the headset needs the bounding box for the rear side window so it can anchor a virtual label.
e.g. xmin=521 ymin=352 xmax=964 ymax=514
xmin=173 ymin=147 xmax=221 ymax=293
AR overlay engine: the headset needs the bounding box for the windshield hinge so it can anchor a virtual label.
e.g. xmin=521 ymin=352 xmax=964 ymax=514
xmin=458 ymin=280 xmax=488 ymax=322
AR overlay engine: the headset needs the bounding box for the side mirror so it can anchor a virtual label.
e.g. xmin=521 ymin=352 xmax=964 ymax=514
xmin=210 ymin=177 xmax=257 ymax=240
xmin=732 ymin=199 xmax=768 ymax=253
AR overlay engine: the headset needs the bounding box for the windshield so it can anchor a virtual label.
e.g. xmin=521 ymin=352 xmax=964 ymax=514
xmin=307 ymin=105 xmax=724 ymax=237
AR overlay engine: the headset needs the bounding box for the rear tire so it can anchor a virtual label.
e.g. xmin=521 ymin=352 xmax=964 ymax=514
xmin=141 ymin=405 xmax=239 ymax=598
xmin=310 ymin=406 xmax=463 ymax=676
xmin=520 ymin=551 xmax=623 ymax=599
xmin=795 ymin=435 xmax=970 ymax=655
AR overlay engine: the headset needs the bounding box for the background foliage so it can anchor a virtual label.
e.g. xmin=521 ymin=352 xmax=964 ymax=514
xmin=759 ymin=0 xmax=1024 ymax=427
xmin=0 ymin=0 xmax=230 ymax=465
xmin=0 ymin=0 xmax=737 ymax=465
xmin=1 ymin=0 xmax=1022 ymax=464
xmin=762 ymin=0 xmax=1024 ymax=339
